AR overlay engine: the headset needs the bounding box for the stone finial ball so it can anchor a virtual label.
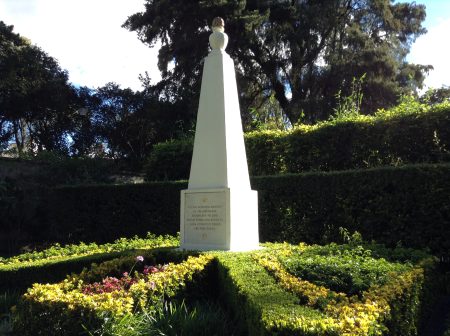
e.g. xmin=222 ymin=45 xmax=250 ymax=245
xmin=212 ymin=17 xmax=225 ymax=28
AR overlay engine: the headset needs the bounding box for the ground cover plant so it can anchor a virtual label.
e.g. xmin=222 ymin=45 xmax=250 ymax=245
xmin=10 ymin=237 xmax=441 ymax=336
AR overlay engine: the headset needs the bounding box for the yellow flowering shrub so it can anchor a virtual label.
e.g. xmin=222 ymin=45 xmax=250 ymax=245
xmin=0 ymin=233 xmax=180 ymax=290
xmin=12 ymin=242 xmax=431 ymax=336
xmin=13 ymin=253 xmax=214 ymax=335
xmin=253 ymin=245 xmax=425 ymax=336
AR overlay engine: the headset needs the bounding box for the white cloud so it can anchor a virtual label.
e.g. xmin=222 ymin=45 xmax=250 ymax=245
xmin=0 ymin=0 xmax=161 ymax=91
xmin=409 ymin=18 xmax=450 ymax=89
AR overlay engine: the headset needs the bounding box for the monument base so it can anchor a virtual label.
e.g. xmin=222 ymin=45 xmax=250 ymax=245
xmin=180 ymin=188 xmax=259 ymax=251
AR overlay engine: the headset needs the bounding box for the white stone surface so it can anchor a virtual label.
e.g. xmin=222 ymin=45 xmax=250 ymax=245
xmin=180 ymin=18 xmax=259 ymax=251
xmin=181 ymin=189 xmax=229 ymax=250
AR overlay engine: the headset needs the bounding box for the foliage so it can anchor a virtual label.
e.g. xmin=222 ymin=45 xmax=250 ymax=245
xmin=145 ymin=101 xmax=450 ymax=179
xmin=74 ymin=84 xmax=192 ymax=165
xmin=0 ymin=21 xmax=78 ymax=155
xmin=47 ymin=182 xmax=185 ymax=245
xmin=91 ymin=300 xmax=240 ymax=336
xmin=330 ymin=74 xmax=366 ymax=122
xmin=0 ymin=233 xmax=178 ymax=266
xmin=420 ymin=86 xmax=450 ymax=105
xmin=278 ymin=244 xmax=411 ymax=296
xmin=124 ymin=0 xmax=429 ymax=125
xmin=12 ymin=252 xmax=214 ymax=335
xmin=0 ymin=233 xmax=179 ymax=291
xmin=10 ymin=242 xmax=442 ymax=335
xmin=144 ymin=139 xmax=194 ymax=181
xmin=0 ymin=21 xmax=193 ymax=161
xmin=253 ymin=163 xmax=450 ymax=259
xmin=213 ymin=242 xmax=433 ymax=335
xmin=39 ymin=163 xmax=450 ymax=260
xmin=253 ymin=244 xmax=426 ymax=335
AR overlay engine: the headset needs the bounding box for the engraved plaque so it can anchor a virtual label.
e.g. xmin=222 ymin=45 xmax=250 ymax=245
xmin=184 ymin=191 xmax=227 ymax=246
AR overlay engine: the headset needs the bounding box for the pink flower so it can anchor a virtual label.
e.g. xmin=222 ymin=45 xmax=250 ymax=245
xmin=136 ymin=256 xmax=144 ymax=262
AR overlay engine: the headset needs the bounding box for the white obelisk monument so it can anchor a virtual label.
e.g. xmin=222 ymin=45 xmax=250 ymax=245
xmin=180 ymin=17 xmax=259 ymax=251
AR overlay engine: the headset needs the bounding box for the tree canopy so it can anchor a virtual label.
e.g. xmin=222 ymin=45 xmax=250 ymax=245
xmin=74 ymin=83 xmax=192 ymax=164
xmin=0 ymin=21 xmax=189 ymax=165
xmin=124 ymin=0 xmax=431 ymax=125
xmin=0 ymin=21 xmax=77 ymax=154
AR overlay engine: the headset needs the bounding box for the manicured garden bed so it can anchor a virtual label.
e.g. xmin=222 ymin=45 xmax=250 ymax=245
xmin=0 ymin=233 xmax=178 ymax=291
xmin=5 ymin=235 xmax=444 ymax=335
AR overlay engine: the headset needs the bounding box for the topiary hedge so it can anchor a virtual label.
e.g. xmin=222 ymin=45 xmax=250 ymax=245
xmin=145 ymin=101 xmax=450 ymax=180
xmin=253 ymin=163 xmax=450 ymax=259
xmin=12 ymin=243 xmax=439 ymax=335
xmin=45 ymin=163 xmax=450 ymax=259
xmin=13 ymin=250 xmax=213 ymax=336
xmin=0 ymin=234 xmax=178 ymax=291
xmin=47 ymin=181 xmax=186 ymax=244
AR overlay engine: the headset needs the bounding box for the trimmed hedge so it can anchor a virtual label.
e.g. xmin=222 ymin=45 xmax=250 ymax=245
xmin=145 ymin=102 xmax=450 ymax=180
xmin=47 ymin=181 xmax=186 ymax=244
xmin=46 ymin=163 xmax=450 ymax=259
xmin=13 ymin=250 xmax=214 ymax=336
xmin=253 ymin=163 xmax=450 ymax=259
xmin=0 ymin=234 xmax=179 ymax=291
xmin=12 ymin=243 xmax=438 ymax=335
xmin=214 ymin=251 xmax=334 ymax=335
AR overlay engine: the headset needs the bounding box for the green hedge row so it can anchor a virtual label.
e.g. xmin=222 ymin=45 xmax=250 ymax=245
xmin=215 ymin=244 xmax=436 ymax=336
xmin=44 ymin=163 xmax=450 ymax=259
xmin=0 ymin=234 xmax=179 ymax=291
xmin=47 ymin=181 xmax=185 ymax=244
xmin=12 ymin=250 xmax=212 ymax=335
xmin=145 ymin=102 xmax=450 ymax=180
xmin=13 ymin=243 xmax=437 ymax=335
xmin=215 ymin=251 xmax=333 ymax=335
xmin=254 ymin=164 xmax=450 ymax=259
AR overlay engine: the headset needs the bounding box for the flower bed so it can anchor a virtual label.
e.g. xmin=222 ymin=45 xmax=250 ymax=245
xmin=253 ymin=243 xmax=424 ymax=335
xmin=12 ymin=242 xmax=439 ymax=335
xmin=13 ymin=251 xmax=213 ymax=335
xmin=0 ymin=233 xmax=179 ymax=290
xmin=214 ymin=243 xmax=435 ymax=336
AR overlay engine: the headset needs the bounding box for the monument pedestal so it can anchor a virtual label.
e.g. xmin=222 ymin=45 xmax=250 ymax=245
xmin=180 ymin=188 xmax=258 ymax=251
xmin=180 ymin=17 xmax=259 ymax=251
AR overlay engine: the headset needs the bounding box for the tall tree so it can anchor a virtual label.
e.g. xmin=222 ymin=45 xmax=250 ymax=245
xmin=124 ymin=0 xmax=430 ymax=125
xmin=0 ymin=21 xmax=77 ymax=155
xmin=75 ymin=83 xmax=191 ymax=165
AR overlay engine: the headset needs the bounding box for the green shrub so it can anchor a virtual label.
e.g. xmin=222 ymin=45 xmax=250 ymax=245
xmin=144 ymin=102 xmax=450 ymax=180
xmin=11 ymin=243 xmax=440 ymax=335
xmin=252 ymin=163 xmax=450 ymax=259
xmin=47 ymin=182 xmax=187 ymax=244
xmin=145 ymin=139 xmax=194 ymax=181
xmin=12 ymin=251 xmax=214 ymax=336
xmin=0 ymin=233 xmax=179 ymax=291
xmin=43 ymin=163 xmax=450 ymax=259
xmin=279 ymin=244 xmax=411 ymax=296
xmin=214 ymin=251 xmax=337 ymax=335
xmin=214 ymin=243 xmax=434 ymax=335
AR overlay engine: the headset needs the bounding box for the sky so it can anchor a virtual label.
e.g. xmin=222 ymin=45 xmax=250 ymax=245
xmin=408 ymin=0 xmax=450 ymax=89
xmin=0 ymin=0 xmax=161 ymax=91
xmin=1 ymin=0 xmax=449 ymax=92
